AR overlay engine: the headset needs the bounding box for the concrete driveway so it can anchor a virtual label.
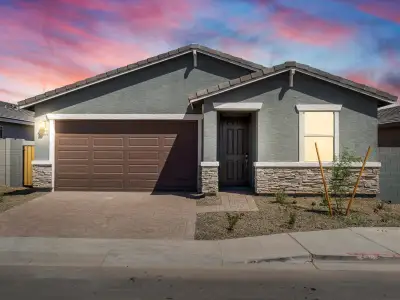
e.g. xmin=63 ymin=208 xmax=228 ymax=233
xmin=0 ymin=192 xmax=196 ymax=240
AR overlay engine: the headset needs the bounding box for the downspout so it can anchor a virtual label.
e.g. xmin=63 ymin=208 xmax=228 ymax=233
xmin=289 ymin=69 xmax=296 ymax=88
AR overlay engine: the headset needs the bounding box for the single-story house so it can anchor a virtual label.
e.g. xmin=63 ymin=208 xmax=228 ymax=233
xmin=0 ymin=101 xmax=34 ymax=140
xmin=17 ymin=44 xmax=398 ymax=194
xmin=378 ymin=103 xmax=400 ymax=202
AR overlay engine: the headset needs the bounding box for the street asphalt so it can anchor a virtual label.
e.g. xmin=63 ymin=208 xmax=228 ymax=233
xmin=0 ymin=265 xmax=399 ymax=299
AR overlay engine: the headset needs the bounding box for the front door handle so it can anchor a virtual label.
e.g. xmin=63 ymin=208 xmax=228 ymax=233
xmin=245 ymin=154 xmax=248 ymax=168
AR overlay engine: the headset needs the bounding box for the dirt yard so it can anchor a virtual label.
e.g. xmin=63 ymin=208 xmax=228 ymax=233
xmin=0 ymin=187 xmax=48 ymax=213
xmin=195 ymin=195 xmax=400 ymax=240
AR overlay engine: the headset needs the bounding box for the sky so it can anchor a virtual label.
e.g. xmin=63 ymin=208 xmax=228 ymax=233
xmin=0 ymin=0 xmax=399 ymax=103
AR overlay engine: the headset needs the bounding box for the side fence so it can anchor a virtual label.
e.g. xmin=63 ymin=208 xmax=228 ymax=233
xmin=0 ymin=139 xmax=34 ymax=187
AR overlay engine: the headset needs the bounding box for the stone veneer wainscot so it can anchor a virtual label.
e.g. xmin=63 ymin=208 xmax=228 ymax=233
xmin=254 ymin=163 xmax=380 ymax=195
xmin=32 ymin=164 xmax=52 ymax=188
xmin=201 ymin=162 xmax=219 ymax=195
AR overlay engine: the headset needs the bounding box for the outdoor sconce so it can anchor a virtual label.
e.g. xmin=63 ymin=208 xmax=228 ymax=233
xmin=38 ymin=120 xmax=49 ymax=139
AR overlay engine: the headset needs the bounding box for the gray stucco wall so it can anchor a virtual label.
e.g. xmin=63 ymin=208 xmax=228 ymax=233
xmin=202 ymin=72 xmax=379 ymax=162
xmin=33 ymin=53 xmax=252 ymax=161
xmin=0 ymin=139 xmax=26 ymax=187
xmin=0 ymin=121 xmax=34 ymax=141
xmin=379 ymin=124 xmax=400 ymax=203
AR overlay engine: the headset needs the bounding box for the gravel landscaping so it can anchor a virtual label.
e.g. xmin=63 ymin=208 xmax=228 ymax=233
xmin=195 ymin=196 xmax=400 ymax=240
xmin=0 ymin=187 xmax=48 ymax=213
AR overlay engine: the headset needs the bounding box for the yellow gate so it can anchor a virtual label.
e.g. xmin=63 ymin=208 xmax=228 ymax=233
xmin=23 ymin=145 xmax=35 ymax=186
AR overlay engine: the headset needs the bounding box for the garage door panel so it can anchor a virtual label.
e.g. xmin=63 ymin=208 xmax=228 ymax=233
xmin=128 ymin=137 xmax=160 ymax=147
xmin=58 ymin=150 xmax=89 ymax=160
xmin=93 ymin=151 xmax=124 ymax=160
xmin=128 ymin=165 xmax=159 ymax=174
xmin=128 ymin=151 xmax=159 ymax=160
xmin=93 ymin=137 xmax=124 ymax=147
xmin=57 ymin=165 xmax=89 ymax=174
xmin=58 ymin=137 xmax=89 ymax=147
xmin=93 ymin=165 xmax=124 ymax=174
xmin=126 ymin=173 xmax=160 ymax=180
xmin=55 ymin=120 xmax=198 ymax=191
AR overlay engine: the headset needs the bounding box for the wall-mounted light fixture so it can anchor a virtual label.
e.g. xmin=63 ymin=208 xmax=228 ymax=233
xmin=38 ymin=120 xmax=49 ymax=139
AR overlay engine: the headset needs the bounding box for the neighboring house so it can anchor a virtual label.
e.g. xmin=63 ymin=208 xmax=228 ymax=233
xmin=0 ymin=101 xmax=34 ymax=140
xmin=17 ymin=44 xmax=398 ymax=194
xmin=378 ymin=103 xmax=400 ymax=203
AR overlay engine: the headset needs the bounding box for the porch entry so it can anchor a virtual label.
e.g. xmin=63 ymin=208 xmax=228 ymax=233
xmin=218 ymin=115 xmax=250 ymax=187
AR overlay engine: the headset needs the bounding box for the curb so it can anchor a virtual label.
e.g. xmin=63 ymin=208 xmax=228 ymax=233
xmin=245 ymin=255 xmax=312 ymax=264
xmin=312 ymin=254 xmax=400 ymax=262
xmin=245 ymin=253 xmax=400 ymax=264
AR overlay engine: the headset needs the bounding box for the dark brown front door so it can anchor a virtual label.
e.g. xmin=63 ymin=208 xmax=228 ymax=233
xmin=219 ymin=116 xmax=249 ymax=187
xmin=55 ymin=120 xmax=198 ymax=191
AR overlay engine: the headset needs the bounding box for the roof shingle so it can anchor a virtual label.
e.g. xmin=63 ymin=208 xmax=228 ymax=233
xmin=18 ymin=44 xmax=265 ymax=108
xmin=0 ymin=101 xmax=34 ymax=123
xmin=188 ymin=61 xmax=398 ymax=104
xmin=378 ymin=104 xmax=400 ymax=124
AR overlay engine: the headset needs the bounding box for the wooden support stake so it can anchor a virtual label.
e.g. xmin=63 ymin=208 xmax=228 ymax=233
xmin=346 ymin=146 xmax=371 ymax=216
xmin=315 ymin=142 xmax=333 ymax=217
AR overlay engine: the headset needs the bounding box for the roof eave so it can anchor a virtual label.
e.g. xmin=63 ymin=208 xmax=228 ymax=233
xmin=189 ymin=67 xmax=397 ymax=105
xmin=18 ymin=50 xmax=193 ymax=109
xmin=18 ymin=45 xmax=264 ymax=109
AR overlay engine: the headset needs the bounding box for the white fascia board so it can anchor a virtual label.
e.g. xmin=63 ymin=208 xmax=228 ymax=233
xmin=46 ymin=114 xmax=203 ymax=121
xmin=196 ymin=50 xmax=260 ymax=71
xmin=213 ymin=102 xmax=263 ymax=111
xmin=254 ymin=161 xmax=381 ymax=168
xmin=296 ymin=104 xmax=342 ymax=112
xmin=200 ymin=161 xmax=219 ymax=167
xmin=189 ymin=69 xmax=289 ymax=103
xmin=295 ymin=69 xmax=394 ymax=105
xmin=378 ymin=103 xmax=400 ymax=111
xmin=32 ymin=160 xmax=52 ymax=165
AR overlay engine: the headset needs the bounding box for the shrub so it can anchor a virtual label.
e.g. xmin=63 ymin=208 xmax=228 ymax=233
xmin=226 ymin=212 xmax=245 ymax=232
xmin=288 ymin=211 xmax=297 ymax=228
xmin=329 ymin=148 xmax=361 ymax=215
xmin=376 ymin=200 xmax=385 ymax=211
xmin=275 ymin=189 xmax=287 ymax=204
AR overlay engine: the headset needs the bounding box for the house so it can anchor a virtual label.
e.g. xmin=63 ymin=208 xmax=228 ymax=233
xmin=378 ymin=103 xmax=400 ymax=202
xmin=17 ymin=44 xmax=398 ymax=194
xmin=0 ymin=101 xmax=34 ymax=140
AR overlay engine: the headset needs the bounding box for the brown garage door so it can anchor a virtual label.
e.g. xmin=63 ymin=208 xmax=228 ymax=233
xmin=55 ymin=120 xmax=198 ymax=191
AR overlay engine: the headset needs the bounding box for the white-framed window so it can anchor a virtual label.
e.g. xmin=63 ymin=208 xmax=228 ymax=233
xmin=296 ymin=104 xmax=342 ymax=162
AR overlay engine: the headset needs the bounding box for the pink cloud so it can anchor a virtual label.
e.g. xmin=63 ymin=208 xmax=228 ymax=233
xmin=270 ymin=7 xmax=355 ymax=46
xmin=358 ymin=2 xmax=400 ymax=24
xmin=0 ymin=88 xmax=29 ymax=99
xmin=216 ymin=38 xmax=274 ymax=63
xmin=0 ymin=0 xmax=201 ymax=101
xmin=345 ymin=71 xmax=400 ymax=102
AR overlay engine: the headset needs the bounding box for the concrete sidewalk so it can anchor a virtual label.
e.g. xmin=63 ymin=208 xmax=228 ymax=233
xmin=0 ymin=227 xmax=399 ymax=268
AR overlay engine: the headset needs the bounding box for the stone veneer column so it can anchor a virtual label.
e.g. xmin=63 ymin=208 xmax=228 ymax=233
xmin=200 ymin=162 xmax=219 ymax=195
xmin=254 ymin=164 xmax=380 ymax=195
xmin=32 ymin=163 xmax=52 ymax=189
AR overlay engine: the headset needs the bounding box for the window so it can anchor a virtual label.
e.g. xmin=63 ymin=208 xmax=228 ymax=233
xmin=297 ymin=105 xmax=341 ymax=162
xmin=0 ymin=126 xmax=3 ymax=139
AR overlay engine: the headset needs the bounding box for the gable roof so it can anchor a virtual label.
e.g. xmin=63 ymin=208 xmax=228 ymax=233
xmin=0 ymin=101 xmax=34 ymax=125
xmin=17 ymin=44 xmax=265 ymax=109
xmin=188 ymin=61 xmax=398 ymax=106
xmin=378 ymin=103 xmax=400 ymax=124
